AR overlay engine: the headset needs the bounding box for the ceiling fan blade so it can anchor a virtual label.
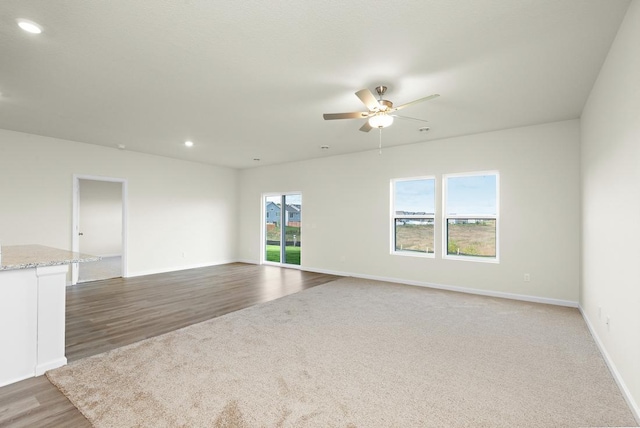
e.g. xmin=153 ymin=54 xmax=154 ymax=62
xmin=391 ymin=114 xmax=430 ymax=123
xmin=355 ymin=89 xmax=380 ymax=111
xmin=359 ymin=121 xmax=373 ymax=132
xmin=323 ymin=112 xmax=368 ymax=120
xmin=391 ymin=94 xmax=440 ymax=112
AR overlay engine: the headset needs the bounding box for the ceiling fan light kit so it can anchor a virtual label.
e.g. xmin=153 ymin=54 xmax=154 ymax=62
xmin=368 ymin=113 xmax=394 ymax=128
xmin=323 ymin=85 xmax=439 ymax=153
xmin=323 ymin=85 xmax=439 ymax=133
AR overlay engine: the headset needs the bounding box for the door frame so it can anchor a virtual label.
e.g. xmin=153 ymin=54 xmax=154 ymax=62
xmin=261 ymin=192 xmax=302 ymax=269
xmin=71 ymin=174 xmax=128 ymax=285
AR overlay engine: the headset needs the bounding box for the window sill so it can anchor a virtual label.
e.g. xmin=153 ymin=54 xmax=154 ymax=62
xmin=443 ymin=255 xmax=499 ymax=264
xmin=391 ymin=251 xmax=435 ymax=259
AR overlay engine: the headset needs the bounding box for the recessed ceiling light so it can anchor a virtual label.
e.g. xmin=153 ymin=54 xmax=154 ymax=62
xmin=320 ymin=145 xmax=330 ymax=150
xmin=419 ymin=127 xmax=430 ymax=132
xmin=117 ymin=144 xmax=126 ymax=150
xmin=253 ymin=158 xmax=261 ymax=161
xmin=184 ymin=140 xmax=194 ymax=147
xmin=17 ymin=19 xmax=43 ymax=34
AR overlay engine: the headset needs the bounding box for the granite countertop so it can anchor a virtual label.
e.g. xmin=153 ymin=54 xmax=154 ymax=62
xmin=0 ymin=245 xmax=100 ymax=271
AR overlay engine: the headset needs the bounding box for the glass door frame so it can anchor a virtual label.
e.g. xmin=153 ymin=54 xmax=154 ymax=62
xmin=261 ymin=192 xmax=302 ymax=268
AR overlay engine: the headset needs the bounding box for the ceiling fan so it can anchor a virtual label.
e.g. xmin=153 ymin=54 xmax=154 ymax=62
xmin=323 ymin=85 xmax=439 ymax=132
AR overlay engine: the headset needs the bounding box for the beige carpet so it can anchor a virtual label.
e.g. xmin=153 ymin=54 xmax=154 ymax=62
xmin=47 ymin=278 xmax=637 ymax=427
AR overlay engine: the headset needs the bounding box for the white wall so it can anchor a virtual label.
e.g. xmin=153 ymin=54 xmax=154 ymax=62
xmin=79 ymin=179 xmax=122 ymax=256
xmin=580 ymin=0 xmax=640 ymax=418
xmin=239 ymin=120 xmax=581 ymax=304
xmin=0 ymin=129 xmax=238 ymax=276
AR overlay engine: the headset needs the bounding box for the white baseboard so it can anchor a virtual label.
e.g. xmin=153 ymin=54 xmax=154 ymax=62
xmin=130 ymin=261 xmax=577 ymax=307
xmin=0 ymin=372 xmax=35 ymax=388
xmin=302 ymin=266 xmax=578 ymax=308
xmin=35 ymin=357 xmax=67 ymax=376
xmin=126 ymin=259 xmax=238 ymax=278
xmin=579 ymin=306 xmax=640 ymax=424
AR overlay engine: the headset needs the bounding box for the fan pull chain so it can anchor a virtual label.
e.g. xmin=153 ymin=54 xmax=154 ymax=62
xmin=378 ymin=127 xmax=383 ymax=155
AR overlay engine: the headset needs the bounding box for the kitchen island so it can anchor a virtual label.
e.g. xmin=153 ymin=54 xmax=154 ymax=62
xmin=0 ymin=245 xmax=99 ymax=387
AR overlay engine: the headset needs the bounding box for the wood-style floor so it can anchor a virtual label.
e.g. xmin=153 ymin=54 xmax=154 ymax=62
xmin=0 ymin=263 xmax=339 ymax=427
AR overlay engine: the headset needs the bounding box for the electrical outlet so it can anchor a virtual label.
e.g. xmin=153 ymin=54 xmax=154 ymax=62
xmin=182 ymin=251 xmax=186 ymax=258
xmin=523 ymin=273 xmax=530 ymax=282
xmin=606 ymin=316 xmax=610 ymax=330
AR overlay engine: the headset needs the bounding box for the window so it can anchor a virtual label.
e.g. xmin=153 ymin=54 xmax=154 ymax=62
xmin=443 ymin=172 xmax=499 ymax=261
xmin=391 ymin=177 xmax=435 ymax=256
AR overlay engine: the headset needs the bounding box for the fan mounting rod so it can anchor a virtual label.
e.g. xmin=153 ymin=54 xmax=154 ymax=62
xmin=374 ymin=86 xmax=393 ymax=110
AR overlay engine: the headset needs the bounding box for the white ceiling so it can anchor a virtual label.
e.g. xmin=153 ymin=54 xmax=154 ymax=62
xmin=0 ymin=1 xmax=630 ymax=169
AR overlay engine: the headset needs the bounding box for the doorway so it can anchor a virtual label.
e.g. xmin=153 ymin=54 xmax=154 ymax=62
xmin=263 ymin=193 xmax=301 ymax=267
xmin=71 ymin=175 xmax=128 ymax=285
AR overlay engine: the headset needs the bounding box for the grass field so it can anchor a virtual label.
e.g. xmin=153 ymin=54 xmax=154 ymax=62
xmin=266 ymin=224 xmax=301 ymax=264
xmin=266 ymin=245 xmax=300 ymax=265
xmin=447 ymin=221 xmax=496 ymax=257
xmin=395 ymin=223 xmax=435 ymax=253
xmin=395 ymin=220 xmax=496 ymax=257
xmin=266 ymin=221 xmax=494 ymax=262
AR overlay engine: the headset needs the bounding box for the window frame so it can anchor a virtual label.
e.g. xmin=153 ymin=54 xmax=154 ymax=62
xmin=390 ymin=176 xmax=436 ymax=258
xmin=442 ymin=171 xmax=500 ymax=263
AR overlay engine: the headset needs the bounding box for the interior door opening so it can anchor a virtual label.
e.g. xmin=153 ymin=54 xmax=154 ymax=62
xmin=263 ymin=193 xmax=301 ymax=267
xmin=72 ymin=175 xmax=128 ymax=285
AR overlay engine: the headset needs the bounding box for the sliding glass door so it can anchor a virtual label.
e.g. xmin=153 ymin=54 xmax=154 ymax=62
xmin=263 ymin=193 xmax=301 ymax=266
xmin=264 ymin=195 xmax=282 ymax=263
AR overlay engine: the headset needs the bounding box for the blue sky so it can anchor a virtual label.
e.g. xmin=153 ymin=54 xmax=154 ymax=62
xmin=394 ymin=179 xmax=435 ymax=213
xmin=394 ymin=175 xmax=497 ymax=215
xmin=285 ymin=194 xmax=301 ymax=205
xmin=266 ymin=194 xmax=301 ymax=205
xmin=446 ymin=175 xmax=497 ymax=215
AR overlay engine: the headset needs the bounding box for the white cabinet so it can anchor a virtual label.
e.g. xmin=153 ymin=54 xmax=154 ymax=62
xmin=0 ymin=265 xmax=68 ymax=387
xmin=0 ymin=268 xmax=38 ymax=386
